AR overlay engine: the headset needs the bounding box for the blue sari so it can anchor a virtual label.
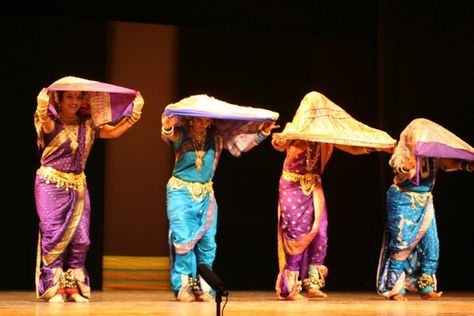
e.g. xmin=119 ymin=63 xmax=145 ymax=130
xmin=166 ymin=128 xmax=222 ymax=294
xmin=377 ymin=157 xmax=439 ymax=297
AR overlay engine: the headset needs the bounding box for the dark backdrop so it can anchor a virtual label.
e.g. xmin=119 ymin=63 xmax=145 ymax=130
xmin=1 ymin=14 xmax=107 ymax=290
xmin=1 ymin=1 xmax=472 ymax=291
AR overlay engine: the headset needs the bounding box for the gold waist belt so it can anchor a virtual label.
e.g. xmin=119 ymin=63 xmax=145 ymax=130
xmin=169 ymin=176 xmax=213 ymax=202
xmin=37 ymin=166 xmax=86 ymax=191
xmin=392 ymin=184 xmax=432 ymax=208
xmin=282 ymin=170 xmax=320 ymax=196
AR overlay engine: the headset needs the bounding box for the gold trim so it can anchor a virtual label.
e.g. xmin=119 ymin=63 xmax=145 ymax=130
xmin=168 ymin=176 xmax=213 ymax=202
xmin=392 ymin=184 xmax=432 ymax=208
xmin=282 ymin=170 xmax=321 ymax=196
xmin=41 ymin=130 xmax=69 ymax=161
xmin=37 ymin=166 xmax=86 ymax=191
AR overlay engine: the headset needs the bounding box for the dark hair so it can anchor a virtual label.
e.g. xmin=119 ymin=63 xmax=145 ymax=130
xmin=56 ymin=90 xmax=85 ymax=102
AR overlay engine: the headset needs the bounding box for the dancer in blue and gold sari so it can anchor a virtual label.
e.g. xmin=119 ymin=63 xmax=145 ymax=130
xmin=161 ymin=95 xmax=278 ymax=302
xmin=377 ymin=118 xmax=473 ymax=301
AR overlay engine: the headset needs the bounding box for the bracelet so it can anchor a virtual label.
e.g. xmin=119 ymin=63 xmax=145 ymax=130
xmin=396 ymin=165 xmax=409 ymax=174
xmin=126 ymin=116 xmax=138 ymax=126
xmin=36 ymin=109 xmax=50 ymax=122
xmin=256 ymin=131 xmax=267 ymax=143
xmin=132 ymin=109 xmax=142 ymax=116
xmin=128 ymin=112 xmax=141 ymax=124
xmin=131 ymin=113 xmax=141 ymax=120
xmin=259 ymin=128 xmax=271 ymax=137
xmin=459 ymin=161 xmax=473 ymax=172
xmin=161 ymin=125 xmax=174 ymax=136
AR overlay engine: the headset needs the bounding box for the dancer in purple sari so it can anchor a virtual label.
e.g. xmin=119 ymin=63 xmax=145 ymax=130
xmin=34 ymin=77 xmax=144 ymax=303
xmin=272 ymin=140 xmax=372 ymax=300
xmin=272 ymin=92 xmax=395 ymax=300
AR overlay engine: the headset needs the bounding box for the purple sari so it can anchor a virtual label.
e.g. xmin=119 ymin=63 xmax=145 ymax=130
xmin=34 ymin=76 xmax=138 ymax=300
xmin=34 ymin=115 xmax=95 ymax=300
xmin=275 ymin=141 xmax=333 ymax=299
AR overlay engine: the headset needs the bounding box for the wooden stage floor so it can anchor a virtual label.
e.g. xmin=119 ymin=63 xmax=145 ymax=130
xmin=1 ymin=290 xmax=473 ymax=315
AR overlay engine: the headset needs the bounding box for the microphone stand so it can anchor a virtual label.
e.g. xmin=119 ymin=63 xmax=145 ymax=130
xmin=215 ymin=289 xmax=222 ymax=316
xmin=215 ymin=288 xmax=227 ymax=316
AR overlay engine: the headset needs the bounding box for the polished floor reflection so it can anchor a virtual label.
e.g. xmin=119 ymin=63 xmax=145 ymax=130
xmin=0 ymin=290 xmax=473 ymax=315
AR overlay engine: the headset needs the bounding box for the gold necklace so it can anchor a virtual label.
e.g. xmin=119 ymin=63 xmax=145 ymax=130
xmin=188 ymin=128 xmax=207 ymax=170
xmin=60 ymin=114 xmax=79 ymax=152
xmin=305 ymin=143 xmax=320 ymax=172
xmin=192 ymin=137 xmax=205 ymax=170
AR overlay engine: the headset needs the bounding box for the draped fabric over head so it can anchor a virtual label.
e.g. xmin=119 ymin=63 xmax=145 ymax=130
xmin=47 ymin=76 xmax=136 ymax=127
xmin=389 ymin=118 xmax=474 ymax=183
xmin=272 ymin=91 xmax=396 ymax=151
xmin=164 ymin=94 xmax=279 ymax=156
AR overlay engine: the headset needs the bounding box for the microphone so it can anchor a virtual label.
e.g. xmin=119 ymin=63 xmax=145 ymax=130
xmin=198 ymin=264 xmax=229 ymax=296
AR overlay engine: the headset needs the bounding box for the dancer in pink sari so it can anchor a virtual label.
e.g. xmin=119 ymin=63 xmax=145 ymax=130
xmin=34 ymin=76 xmax=144 ymax=303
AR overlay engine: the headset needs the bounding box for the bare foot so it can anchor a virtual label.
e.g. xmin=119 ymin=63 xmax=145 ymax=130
xmin=390 ymin=294 xmax=408 ymax=301
xmin=67 ymin=293 xmax=89 ymax=303
xmin=288 ymin=294 xmax=308 ymax=302
xmin=421 ymin=291 xmax=443 ymax=300
xmin=48 ymin=294 xmax=64 ymax=303
xmin=307 ymin=289 xmax=327 ymax=298
xmin=177 ymin=291 xmax=195 ymax=302
xmin=196 ymin=294 xmax=213 ymax=302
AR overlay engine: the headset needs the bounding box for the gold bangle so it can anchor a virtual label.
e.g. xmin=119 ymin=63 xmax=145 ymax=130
xmin=260 ymin=128 xmax=271 ymax=137
xmin=161 ymin=125 xmax=174 ymax=136
xmin=396 ymin=165 xmax=409 ymax=174
xmin=36 ymin=109 xmax=49 ymax=122
xmin=132 ymin=109 xmax=142 ymax=116
xmin=36 ymin=108 xmax=48 ymax=115
xmin=131 ymin=113 xmax=141 ymax=121
xmin=459 ymin=160 xmax=473 ymax=172
xmin=126 ymin=117 xmax=137 ymax=126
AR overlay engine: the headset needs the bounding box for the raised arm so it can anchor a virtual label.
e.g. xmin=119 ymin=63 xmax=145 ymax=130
xmin=99 ymin=91 xmax=144 ymax=139
xmin=271 ymin=137 xmax=287 ymax=152
xmin=161 ymin=114 xmax=181 ymax=142
xmin=439 ymin=158 xmax=474 ymax=172
xmin=392 ymin=157 xmax=417 ymax=184
xmin=238 ymin=121 xmax=279 ymax=153
xmin=35 ymin=88 xmax=55 ymax=134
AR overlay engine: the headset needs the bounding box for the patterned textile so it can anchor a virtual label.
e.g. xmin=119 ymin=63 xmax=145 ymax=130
xmin=34 ymin=116 xmax=95 ymax=300
xmin=377 ymin=119 xmax=473 ymax=298
xmin=274 ymin=92 xmax=395 ymax=299
xmin=47 ymin=76 xmax=136 ymax=126
xmin=389 ymin=118 xmax=474 ymax=184
xmin=275 ymin=141 xmax=330 ymax=299
xmin=377 ymin=158 xmax=439 ymax=297
xmin=165 ymin=120 xmax=271 ymax=296
xmin=34 ymin=76 xmax=139 ymax=300
xmin=164 ymin=94 xmax=279 ymax=156
xmin=164 ymin=94 xmax=279 ymax=121
xmin=273 ymin=91 xmax=396 ymax=150
xmin=166 ymin=128 xmax=221 ymax=294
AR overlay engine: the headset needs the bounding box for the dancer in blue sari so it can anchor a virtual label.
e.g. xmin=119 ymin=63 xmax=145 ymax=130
xmin=161 ymin=105 xmax=277 ymax=302
xmin=377 ymin=118 xmax=473 ymax=300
